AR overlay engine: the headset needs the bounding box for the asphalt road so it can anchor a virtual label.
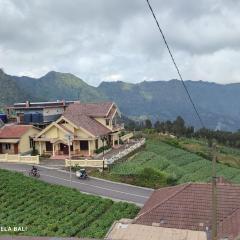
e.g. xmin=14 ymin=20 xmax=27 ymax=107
xmin=0 ymin=163 xmax=153 ymax=206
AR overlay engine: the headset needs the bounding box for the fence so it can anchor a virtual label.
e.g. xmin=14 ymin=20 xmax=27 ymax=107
xmin=65 ymin=159 xmax=107 ymax=168
xmin=106 ymin=138 xmax=146 ymax=165
xmin=65 ymin=138 xmax=145 ymax=168
xmin=120 ymin=132 xmax=134 ymax=142
xmin=0 ymin=154 xmax=39 ymax=164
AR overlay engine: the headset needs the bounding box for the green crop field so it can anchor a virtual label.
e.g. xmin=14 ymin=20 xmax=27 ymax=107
xmin=107 ymin=139 xmax=240 ymax=187
xmin=171 ymin=137 xmax=240 ymax=168
xmin=0 ymin=169 xmax=139 ymax=238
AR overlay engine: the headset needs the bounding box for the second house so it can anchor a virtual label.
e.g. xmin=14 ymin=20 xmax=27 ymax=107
xmin=34 ymin=102 xmax=124 ymax=158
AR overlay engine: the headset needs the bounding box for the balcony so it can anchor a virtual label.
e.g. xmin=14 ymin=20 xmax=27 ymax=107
xmin=112 ymin=123 xmax=124 ymax=131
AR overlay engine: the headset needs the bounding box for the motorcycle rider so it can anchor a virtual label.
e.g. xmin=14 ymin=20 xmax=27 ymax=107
xmin=31 ymin=165 xmax=38 ymax=175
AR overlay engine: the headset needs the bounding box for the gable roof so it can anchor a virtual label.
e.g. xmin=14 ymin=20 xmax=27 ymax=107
xmin=65 ymin=102 xmax=114 ymax=117
xmin=134 ymin=182 xmax=240 ymax=239
xmin=35 ymin=122 xmax=74 ymax=139
xmin=0 ymin=124 xmax=34 ymax=139
xmin=63 ymin=102 xmax=114 ymax=137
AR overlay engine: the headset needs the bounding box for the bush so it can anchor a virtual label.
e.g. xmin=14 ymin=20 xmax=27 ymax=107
xmin=134 ymin=168 xmax=169 ymax=188
xmin=94 ymin=145 xmax=111 ymax=154
xmin=31 ymin=149 xmax=39 ymax=156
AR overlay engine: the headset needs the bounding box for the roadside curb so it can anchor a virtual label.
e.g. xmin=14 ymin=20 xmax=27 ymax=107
xmin=35 ymin=164 xmax=154 ymax=191
xmin=89 ymin=176 xmax=154 ymax=191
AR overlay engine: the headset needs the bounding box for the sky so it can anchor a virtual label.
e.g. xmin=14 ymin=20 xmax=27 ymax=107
xmin=0 ymin=0 xmax=240 ymax=86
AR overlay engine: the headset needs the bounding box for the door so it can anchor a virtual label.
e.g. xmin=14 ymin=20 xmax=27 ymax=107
xmin=60 ymin=143 xmax=69 ymax=155
xmin=80 ymin=141 xmax=89 ymax=150
xmin=0 ymin=144 xmax=2 ymax=154
xmin=45 ymin=142 xmax=53 ymax=152
xmin=14 ymin=144 xmax=18 ymax=154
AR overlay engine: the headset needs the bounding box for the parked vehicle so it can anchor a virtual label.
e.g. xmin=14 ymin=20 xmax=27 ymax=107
xmin=29 ymin=166 xmax=40 ymax=178
xmin=76 ymin=169 xmax=88 ymax=179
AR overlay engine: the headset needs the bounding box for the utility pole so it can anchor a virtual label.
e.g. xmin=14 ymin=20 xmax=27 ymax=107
xmin=211 ymin=142 xmax=217 ymax=240
xmin=66 ymin=134 xmax=73 ymax=187
xmin=101 ymin=136 xmax=106 ymax=172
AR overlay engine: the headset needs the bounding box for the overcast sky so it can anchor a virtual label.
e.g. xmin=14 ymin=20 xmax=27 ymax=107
xmin=1 ymin=0 xmax=240 ymax=86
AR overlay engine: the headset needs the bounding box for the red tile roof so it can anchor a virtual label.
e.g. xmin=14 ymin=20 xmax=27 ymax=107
xmin=65 ymin=102 xmax=114 ymax=117
xmin=63 ymin=102 xmax=115 ymax=137
xmin=0 ymin=124 xmax=33 ymax=139
xmin=134 ymin=182 xmax=240 ymax=239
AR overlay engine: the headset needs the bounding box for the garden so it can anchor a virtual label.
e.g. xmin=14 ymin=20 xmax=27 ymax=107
xmin=96 ymin=138 xmax=240 ymax=188
xmin=0 ymin=169 xmax=139 ymax=238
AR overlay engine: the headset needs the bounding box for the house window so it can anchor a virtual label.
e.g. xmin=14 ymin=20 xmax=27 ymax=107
xmin=29 ymin=138 xmax=34 ymax=148
xmin=80 ymin=141 xmax=89 ymax=150
xmin=95 ymin=139 xmax=98 ymax=150
xmin=106 ymin=119 xmax=110 ymax=126
xmin=46 ymin=141 xmax=53 ymax=151
xmin=5 ymin=143 xmax=11 ymax=150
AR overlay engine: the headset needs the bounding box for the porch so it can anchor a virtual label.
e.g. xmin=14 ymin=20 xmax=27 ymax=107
xmin=37 ymin=139 xmax=95 ymax=158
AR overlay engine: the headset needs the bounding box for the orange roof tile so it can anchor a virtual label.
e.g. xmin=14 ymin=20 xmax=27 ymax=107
xmin=0 ymin=125 xmax=33 ymax=139
xmin=63 ymin=102 xmax=114 ymax=137
xmin=135 ymin=182 xmax=240 ymax=239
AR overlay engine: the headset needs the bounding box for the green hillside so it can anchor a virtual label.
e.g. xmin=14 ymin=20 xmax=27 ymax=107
xmin=0 ymin=169 xmax=139 ymax=238
xmin=163 ymin=136 xmax=240 ymax=169
xmin=98 ymin=80 xmax=240 ymax=130
xmin=14 ymin=71 xmax=106 ymax=102
xmin=0 ymin=69 xmax=37 ymax=108
xmin=95 ymin=138 xmax=240 ymax=188
xmin=1 ymin=69 xmax=240 ymax=130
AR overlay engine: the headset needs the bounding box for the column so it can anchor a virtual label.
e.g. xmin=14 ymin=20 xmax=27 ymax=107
xmin=88 ymin=141 xmax=91 ymax=156
xmin=112 ymin=135 xmax=115 ymax=147
xmin=39 ymin=142 xmax=42 ymax=155
xmin=52 ymin=143 xmax=55 ymax=157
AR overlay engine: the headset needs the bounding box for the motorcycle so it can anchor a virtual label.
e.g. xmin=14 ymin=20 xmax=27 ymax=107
xmin=76 ymin=169 xmax=88 ymax=180
xmin=29 ymin=168 xmax=40 ymax=178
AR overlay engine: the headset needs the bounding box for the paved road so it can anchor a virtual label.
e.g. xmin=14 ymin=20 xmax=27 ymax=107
xmin=0 ymin=163 xmax=153 ymax=206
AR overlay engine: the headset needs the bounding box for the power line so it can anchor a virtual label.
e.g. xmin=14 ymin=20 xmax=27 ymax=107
xmin=145 ymin=0 xmax=205 ymax=128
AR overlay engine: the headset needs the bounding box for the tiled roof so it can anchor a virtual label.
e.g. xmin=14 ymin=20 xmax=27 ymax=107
xmin=134 ymin=182 xmax=240 ymax=239
xmin=65 ymin=102 xmax=113 ymax=117
xmin=63 ymin=102 xmax=114 ymax=137
xmin=0 ymin=124 xmax=33 ymax=139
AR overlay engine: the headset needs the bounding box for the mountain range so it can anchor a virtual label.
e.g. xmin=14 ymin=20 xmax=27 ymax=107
xmin=1 ymin=68 xmax=240 ymax=131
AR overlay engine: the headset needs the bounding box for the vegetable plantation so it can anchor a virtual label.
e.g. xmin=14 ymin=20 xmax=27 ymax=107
xmin=0 ymin=169 xmax=139 ymax=238
xmin=110 ymin=139 xmax=240 ymax=186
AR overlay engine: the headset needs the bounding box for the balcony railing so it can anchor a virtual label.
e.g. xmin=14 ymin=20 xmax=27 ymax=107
xmin=112 ymin=123 xmax=124 ymax=131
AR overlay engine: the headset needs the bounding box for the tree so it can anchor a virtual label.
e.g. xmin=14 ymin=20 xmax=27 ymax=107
xmin=171 ymin=116 xmax=185 ymax=137
xmin=145 ymin=119 xmax=152 ymax=129
xmin=154 ymin=120 xmax=160 ymax=131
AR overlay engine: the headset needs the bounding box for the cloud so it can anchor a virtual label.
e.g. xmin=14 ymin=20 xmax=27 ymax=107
xmin=0 ymin=0 xmax=240 ymax=85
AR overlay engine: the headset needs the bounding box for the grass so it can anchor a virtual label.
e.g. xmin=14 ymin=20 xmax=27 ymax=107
xmin=93 ymin=137 xmax=240 ymax=188
xmin=0 ymin=169 xmax=139 ymax=238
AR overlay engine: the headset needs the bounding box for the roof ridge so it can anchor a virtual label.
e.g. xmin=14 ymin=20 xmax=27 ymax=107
xmin=134 ymin=183 xmax=191 ymax=222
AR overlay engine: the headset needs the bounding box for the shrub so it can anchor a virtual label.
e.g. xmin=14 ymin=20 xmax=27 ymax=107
xmin=94 ymin=145 xmax=111 ymax=154
xmin=31 ymin=149 xmax=39 ymax=156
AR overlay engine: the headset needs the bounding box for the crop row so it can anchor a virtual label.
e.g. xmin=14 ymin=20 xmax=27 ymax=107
xmin=0 ymin=169 xmax=139 ymax=238
xmin=111 ymin=139 xmax=240 ymax=185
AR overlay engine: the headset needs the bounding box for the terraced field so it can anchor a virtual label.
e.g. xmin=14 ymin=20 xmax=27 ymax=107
xmin=0 ymin=169 xmax=139 ymax=238
xmin=111 ymin=139 xmax=240 ymax=185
